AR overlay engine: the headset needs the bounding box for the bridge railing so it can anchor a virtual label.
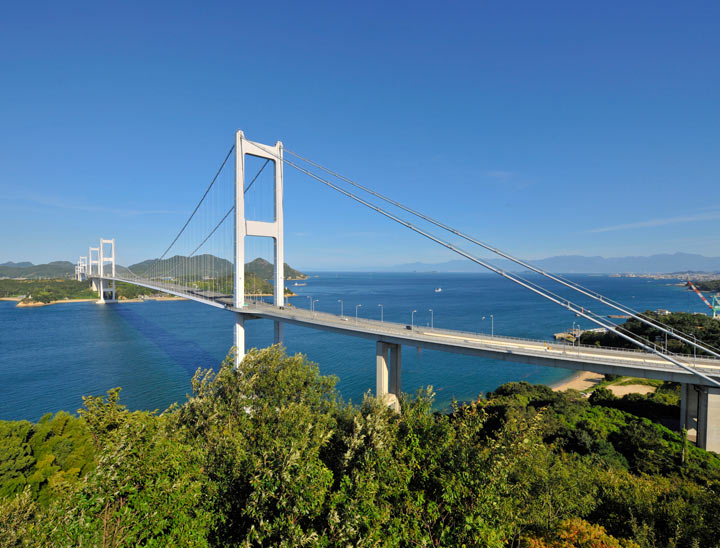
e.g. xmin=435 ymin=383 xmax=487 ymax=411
xmin=242 ymin=301 xmax=720 ymax=371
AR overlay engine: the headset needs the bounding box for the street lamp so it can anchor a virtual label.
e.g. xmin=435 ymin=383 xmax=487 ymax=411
xmin=429 ymin=309 xmax=433 ymax=329
xmin=338 ymin=299 xmax=344 ymax=317
xmin=490 ymin=314 xmax=494 ymax=337
xmin=378 ymin=304 xmax=383 ymax=322
xmin=312 ymin=299 xmax=319 ymax=313
xmin=411 ymin=309 xmax=417 ymax=329
xmin=306 ymin=295 xmax=312 ymax=310
xmin=355 ymin=304 xmax=362 ymax=323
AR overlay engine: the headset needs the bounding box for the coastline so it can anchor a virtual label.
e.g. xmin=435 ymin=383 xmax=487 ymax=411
xmin=551 ymin=370 xmax=604 ymax=392
xmin=9 ymin=292 xmax=296 ymax=307
xmin=14 ymin=296 xmax=188 ymax=308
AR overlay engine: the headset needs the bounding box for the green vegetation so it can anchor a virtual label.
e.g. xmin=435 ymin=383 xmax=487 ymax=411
xmin=128 ymin=255 xmax=307 ymax=281
xmin=114 ymin=281 xmax=161 ymax=300
xmin=693 ymin=279 xmax=720 ymax=292
xmin=1 ymin=346 xmax=719 ymax=547
xmin=0 ymin=279 xmax=158 ymax=303
xmin=579 ymin=310 xmax=720 ymax=356
xmin=0 ymin=279 xmax=97 ymax=303
xmin=0 ymin=261 xmax=75 ymax=279
xmin=245 ymin=257 xmax=307 ymax=280
xmin=192 ymin=273 xmax=295 ymax=296
xmin=0 ymin=412 xmax=94 ymax=504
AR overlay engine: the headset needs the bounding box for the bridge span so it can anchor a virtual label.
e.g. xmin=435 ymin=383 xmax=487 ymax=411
xmin=77 ymin=130 xmax=720 ymax=452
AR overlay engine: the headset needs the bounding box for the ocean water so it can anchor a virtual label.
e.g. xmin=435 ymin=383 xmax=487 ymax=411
xmin=0 ymin=273 xmax=706 ymax=420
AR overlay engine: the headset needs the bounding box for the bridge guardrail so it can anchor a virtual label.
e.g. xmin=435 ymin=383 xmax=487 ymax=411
xmin=97 ymin=275 xmax=720 ymax=375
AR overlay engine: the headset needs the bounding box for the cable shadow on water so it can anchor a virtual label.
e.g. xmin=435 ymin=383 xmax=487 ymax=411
xmin=112 ymin=305 xmax=221 ymax=377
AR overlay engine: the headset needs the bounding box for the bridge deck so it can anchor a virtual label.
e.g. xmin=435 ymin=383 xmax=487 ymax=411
xmin=96 ymin=275 xmax=720 ymax=386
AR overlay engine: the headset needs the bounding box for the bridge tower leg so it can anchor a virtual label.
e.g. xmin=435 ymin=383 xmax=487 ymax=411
xmin=89 ymin=247 xmax=100 ymax=292
xmin=376 ymin=341 xmax=402 ymax=412
xmin=233 ymin=130 xmax=285 ymax=367
xmin=98 ymin=239 xmax=117 ymax=304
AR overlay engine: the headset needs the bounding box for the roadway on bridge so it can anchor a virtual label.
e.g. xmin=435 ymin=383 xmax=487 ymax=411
xmin=95 ymin=275 xmax=720 ymax=386
xmin=233 ymin=300 xmax=720 ymax=385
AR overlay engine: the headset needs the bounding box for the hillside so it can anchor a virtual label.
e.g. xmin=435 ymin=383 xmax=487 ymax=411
xmin=245 ymin=257 xmax=308 ymax=280
xmin=1 ymin=347 xmax=719 ymax=546
xmin=0 ymin=261 xmax=74 ymax=279
xmin=128 ymin=255 xmax=307 ymax=281
xmin=0 ymin=261 xmax=33 ymax=267
xmin=127 ymin=254 xmax=234 ymax=278
xmin=694 ymin=279 xmax=720 ymax=292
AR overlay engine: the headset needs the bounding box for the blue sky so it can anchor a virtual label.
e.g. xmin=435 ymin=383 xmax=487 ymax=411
xmin=1 ymin=1 xmax=719 ymax=269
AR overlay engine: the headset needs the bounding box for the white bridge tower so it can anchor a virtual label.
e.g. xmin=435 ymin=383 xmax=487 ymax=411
xmin=234 ymin=131 xmax=285 ymax=366
xmin=98 ymin=238 xmax=117 ymax=303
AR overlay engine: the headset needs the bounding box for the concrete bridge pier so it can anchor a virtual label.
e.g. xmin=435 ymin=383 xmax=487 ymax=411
xmin=681 ymin=383 xmax=720 ymax=452
xmin=377 ymin=341 xmax=402 ymax=412
xmin=274 ymin=321 xmax=284 ymax=345
xmin=234 ymin=314 xmax=245 ymax=367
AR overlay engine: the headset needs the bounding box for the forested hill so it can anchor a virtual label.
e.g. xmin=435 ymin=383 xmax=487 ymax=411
xmin=1 ymin=347 xmax=719 ymax=546
xmin=692 ymin=279 xmax=720 ymax=292
xmin=245 ymin=257 xmax=308 ymax=280
xmin=580 ymin=310 xmax=720 ymax=355
xmin=128 ymin=255 xmax=307 ymax=280
xmin=127 ymin=255 xmax=234 ymax=278
xmin=0 ymin=261 xmax=74 ymax=279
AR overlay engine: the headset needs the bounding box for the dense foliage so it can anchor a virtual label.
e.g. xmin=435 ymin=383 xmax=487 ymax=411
xmin=693 ymin=279 xmax=720 ymax=292
xmin=0 ymin=279 xmax=157 ymax=303
xmin=193 ymin=272 xmax=295 ymax=296
xmin=128 ymin=255 xmax=306 ymax=281
xmin=579 ymin=311 xmax=720 ymax=356
xmin=1 ymin=347 xmax=719 ymax=547
xmin=246 ymin=257 xmax=307 ymax=280
xmin=0 ymin=261 xmax=75 ymax=279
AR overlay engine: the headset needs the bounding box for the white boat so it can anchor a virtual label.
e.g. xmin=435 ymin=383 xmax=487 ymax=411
xmin=434 ymin=287 xmax=442 ymax=293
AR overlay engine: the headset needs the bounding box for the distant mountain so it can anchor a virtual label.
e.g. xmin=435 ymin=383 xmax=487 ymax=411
xmin=0 ymin=261 xmax=74 ymax=279
xmin=128 ymin=254 xmax=234 ymax=279
xmin=0 ymin=261 xmax=33 ymax=267
xmin=390 ymin=252 xmax=720 ymax=274
xmin=245 ymin=258 xmax=308 ymax=280
xmin=127 ymin=255 xmax=307 ymax=280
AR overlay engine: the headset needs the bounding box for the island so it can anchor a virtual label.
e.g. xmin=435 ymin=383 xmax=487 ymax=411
xmin=0 ymin=256 xmax=307 ymax=305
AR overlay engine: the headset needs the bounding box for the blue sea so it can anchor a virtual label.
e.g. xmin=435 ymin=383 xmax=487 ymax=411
xmin=0 ymin=273 xmax=707 ymax=420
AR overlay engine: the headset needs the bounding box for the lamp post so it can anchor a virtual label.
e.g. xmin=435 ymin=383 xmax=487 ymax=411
xmin=338 ymin=299 xmax=344 ymax=317
xmin=429 ymin=309 xmax=433 ymax=329
xmin=312 ymin=299 xmax=319 ymax=313
xmin=378 ymin=304 xmax=383 ymax=322
xmin=411 ymin=309 xmax=417 ymax=329
xmin=355 ymin=304 xmax=362 ymax=323
xmin=491 ymin=314 xmax=494 ymax=337
xmin=306 ymin=295 xmax=312 ymax=310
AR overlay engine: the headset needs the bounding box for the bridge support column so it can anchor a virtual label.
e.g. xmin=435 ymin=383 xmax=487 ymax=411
xmin=376 ymin=342 xmax=401 ymax=412
xmin=696 ymin=387 xmax=720 ymax=452
xmin=681 ymin=384 xmax=720 ymax=452
xmin=680 ymin=383 xmax=699 ymax=435
xmin=274 ymin=321 xmax=284 ymax=345
xmin=234 ymin=314 xmax=245 ymax=368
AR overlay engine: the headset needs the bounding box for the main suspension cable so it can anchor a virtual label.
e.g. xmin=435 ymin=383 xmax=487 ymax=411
xmin=285 ymin=147 xmax=720 ymax=360
xmin=248 ymin=141 xmax=720 ymax=387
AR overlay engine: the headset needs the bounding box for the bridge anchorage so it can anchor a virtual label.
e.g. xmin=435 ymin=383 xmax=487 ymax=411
xmin=77 ymin=129 xmax=720 ymax=448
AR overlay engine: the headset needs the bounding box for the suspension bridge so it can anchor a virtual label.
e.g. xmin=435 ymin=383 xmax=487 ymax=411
xmin=74 ymin=130 xmax=720 ymax=451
